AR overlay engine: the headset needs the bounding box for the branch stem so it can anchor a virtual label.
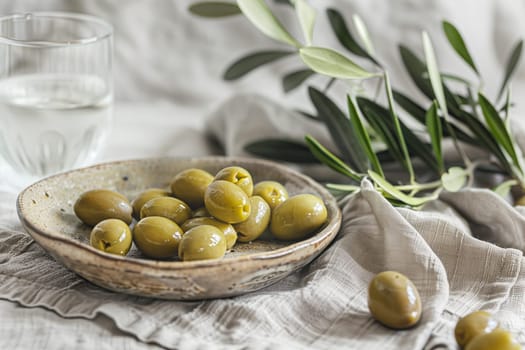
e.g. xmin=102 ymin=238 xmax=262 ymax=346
xmin=324 ymin=77 xmax=336 ymax=93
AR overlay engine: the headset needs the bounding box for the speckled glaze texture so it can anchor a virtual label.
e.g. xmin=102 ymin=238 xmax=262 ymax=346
xmin=17 ymin=157 xmax=342 ymax=300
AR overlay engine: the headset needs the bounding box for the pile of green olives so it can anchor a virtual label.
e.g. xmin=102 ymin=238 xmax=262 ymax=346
xmin=73 ymin=165 xmax=328 ymax=262
xmin=454 ymin=310 xmax=521 ymax=349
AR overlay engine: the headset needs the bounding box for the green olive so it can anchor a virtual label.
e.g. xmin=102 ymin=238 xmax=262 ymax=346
xmin=133 ymin=216 xmax=183 ymax=259
xmin=253 ymin=180 xmax=288 ymax=210
xmin=140 ymin=196 xmax=192 ymax=225
xmin=131 ymin=188 xmax=170 ymax=219
xmin=455 ymin=311 xmax=499 ymax=348
xmin=181 ymin=216 xmax=237 ymax=250
xmin=192 ymin=207 xmax=210 ymax=218
xmin=234 ymin=196 xmax=270 ymax=242
xmin=270 ymin=194 xmax=327 ymax=241
xmin=514 ymin=195 xmax=525 ymax=207
xmin=214 ymin=166 xmax=253 ymax=196
xmin=74 ymin=189 xmax=132 ymax=226
xmin=204 ymin=180 xmax=251 ymax=224
xmin=178 ymin=225 xmax=227 ymax=261
xmin=170 ymin=168 xmax=214 ymax=208
xmin=367 ymin=271 xmax=422 ymax=329
xmin=465 ymin=329 xmax=521 ymax=350
xmin=90 ymin=219 xmax=132 ymax=256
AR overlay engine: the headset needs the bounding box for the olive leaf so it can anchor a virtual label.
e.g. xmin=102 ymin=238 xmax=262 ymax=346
xmin=188 ymin=1 xmax=241 ymax=17
xmin=426 ymin=101 xmax=444 ymax=173
xmin=244 ymin=139 xmax=319 ymax=163
xmin=383 ymin=74 xmax=417 ymax=181
xmin=294 ymin=108 xmax=320 ymax=121
xmin=352 ymin=14 xmax=375 ymax=57
xmin=273 ymin=0 xmax=293 ymax=5
xmin=326 ymin=8 xmax=378 ymax=65
xmin=294 ymin=0 xmax=316 ymax=46
xmin=421 ymin=31 xmax=476 ymax=168
xmin=455 ymin=94 xmax=471 ymax=106
xmin=237 ymin=0 xmax=301 ymax=48
xmin=503 ymin=88 xmax=512 ymax=123
xmin=442 ymin=21 xmax=479 ymax=75
xmin=224 ymin=50 xmax=294 ymax=80
xmin=392 ymin=90 xmax=426 ymax=124
xmin=399 ymin=45 xmax=433 ymax=99
xmin=478 ymin=93 xmax=522 ymax=172
xmin=282 ymin=69 xmax=316 ymax=92
xmin=441 ymin=166 xmax=467 ymax=192
xmin=399 ymin=45 xmax=461 ymax=113
xmin=305 ymin=135 xmax=361 ymax=181
xmin=400 ymin=122 xmax=439 ymax=174
xmin=455 ymin=108 xmax=514 ymax=175
xmin=439 ymin=72 xmax=473 ymax=86
xmin=326 ymin=183 xmax=360 ymax=192
xmin=492 ymin=179 xmax=518 ymax=198
xmin=497 ymin=39 xmax=523 ymax=101
xmin=394 ymin=90 xmax=479 ymax=146
xmin=422 ymin=31 xmax=449 ymax=118
xmin=308 ymin=86 xmax=368 ymax=172
xmin=360 ymin=105 xmax=406 ymax=170
xmin=376 ymin=149 xmax=397 ymax=163
xmin=299 ymin=46 xmax=378 ymax=79
xmin=347 ymin=95 xmax=384 ymax=177
xmin=368 ymin=170 xmax=437 ymax=207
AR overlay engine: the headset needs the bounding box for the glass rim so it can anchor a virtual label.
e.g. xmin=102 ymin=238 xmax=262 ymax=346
xmin=0 ymin=11 xmax=113 ymax=47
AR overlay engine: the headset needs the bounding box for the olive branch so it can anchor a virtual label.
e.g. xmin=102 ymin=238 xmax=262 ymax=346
xmin=189 ymin=0 xmax=524 ymax=208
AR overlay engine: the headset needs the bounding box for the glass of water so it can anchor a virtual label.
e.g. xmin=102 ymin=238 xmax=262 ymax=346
xmin=0 ymin=12 xmax=112 ymax=179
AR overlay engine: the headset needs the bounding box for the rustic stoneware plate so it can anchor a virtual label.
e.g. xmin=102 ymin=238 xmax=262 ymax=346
xmin=17 ymin=157 xmax=342 ymax=300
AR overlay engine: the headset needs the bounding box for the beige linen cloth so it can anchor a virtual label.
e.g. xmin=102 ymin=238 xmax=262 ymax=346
xmin=2 ymin=95 xmax=525 ymax=349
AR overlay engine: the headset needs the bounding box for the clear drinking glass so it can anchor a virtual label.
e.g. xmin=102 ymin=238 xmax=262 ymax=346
xmin=0 ymin=12 xmax=113 ymax=178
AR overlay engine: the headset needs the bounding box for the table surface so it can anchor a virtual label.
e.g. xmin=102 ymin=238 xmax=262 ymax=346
xmin=0 ymin=101 xmax=210 ymax=350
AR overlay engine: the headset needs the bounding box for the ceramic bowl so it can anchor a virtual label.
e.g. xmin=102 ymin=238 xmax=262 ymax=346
xmin=17 ymin=157 xmax=341 ymax=300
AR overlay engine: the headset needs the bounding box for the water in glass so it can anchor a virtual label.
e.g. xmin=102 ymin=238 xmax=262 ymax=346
xmin=0 ymin=73 xmax=112 ymax=177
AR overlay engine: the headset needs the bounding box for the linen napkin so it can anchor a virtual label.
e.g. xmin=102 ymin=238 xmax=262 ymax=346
xmin=1 ymin=94 xmax=525 ymax=349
